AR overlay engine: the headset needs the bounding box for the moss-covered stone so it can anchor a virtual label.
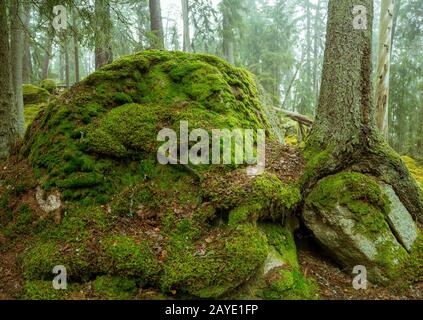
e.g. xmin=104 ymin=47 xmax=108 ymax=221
xmin=23 ymin=84 xmax=50 ymax=105
xmin=40 ymin=79 xmax=57 ymax=94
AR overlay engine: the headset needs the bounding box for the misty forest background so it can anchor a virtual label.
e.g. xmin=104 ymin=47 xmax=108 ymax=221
xmin=7 ymin=0 xmax=423 ymax=158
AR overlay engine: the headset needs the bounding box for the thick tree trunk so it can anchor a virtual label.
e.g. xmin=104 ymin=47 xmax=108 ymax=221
xmin=375 ymin=0 xmax=395 ymax=138
xmin=304 ymin=0 xmax=423 ymax=222
xmin=10 ymin=0 xmax=25 ymax=137
xmin=95 ymin=0 xmax=113 ymax=69
xmin=148 ymin=0 xmax=164 ymax=49
xmin=182 ymin=0 xmax=190 ymax=52
xmin=0 ymin=0 xmax=17 ymax=159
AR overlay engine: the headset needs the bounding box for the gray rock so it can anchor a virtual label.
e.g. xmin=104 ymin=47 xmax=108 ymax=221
xmin=380 ymin=183 xmax=418 ymax=251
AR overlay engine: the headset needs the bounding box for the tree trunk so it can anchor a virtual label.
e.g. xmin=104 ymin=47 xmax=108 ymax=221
xmin=148 ymin=0 xmax=164 ymax=49
xmin=64 ymin=34 xmax=70 ymax=88
xmin=375 ymin=0 xmax=395 ymax=138
xmin=10 ymin=0 xmax=25 ymax=137
xmin=41 ymin=26 xmax=54 ymax=80
xmin=73 ymin=9 xmax=80 ymax=83
xmin=22 ymin=1 xmax=32 ymax=84
xmin=0 ymin=0 xmax=17 ymax=159
xmin=304 ymin=0 xmax=423 ymax=222
xmin=312 ymin=0 xmax=321 ymax=106
xmin=222 ymin=9 xmax=235 ymax=65
xmin=182 ymin=0 xmax=190 ymax=52
xmin=95 ymin=0 xmax=113 ymax=69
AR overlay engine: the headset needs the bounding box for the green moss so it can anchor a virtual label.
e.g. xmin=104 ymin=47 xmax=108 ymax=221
xmin=24 ymin=103 xmax=46 ymax=129
xmin=92 ymin=276 xmax=137 ymax=300
xmin=21 ymin=240 xmax=92 ymax=281
xmin=23 ymin=84 xmax=50 ymax=104
xmin=22 ymin=50 xmax=272 ymax=206
xmin=306 ymin=172 xmax=391 ymax=240
xmin=161 ymin=223 xmax=268 ymax=298
xmin=402 ymin=156 xmax=423 ymax=189
xmin=99 ymin=235 xmax=161 ymax=282
xmin=22 ymin=280 xmax=86 ymax=300
xmin=39 ymin=79 xmax=57 ymax=94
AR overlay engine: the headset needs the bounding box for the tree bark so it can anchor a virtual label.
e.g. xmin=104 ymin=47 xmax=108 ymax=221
xmin=72 ymin=9 xmax=80 ymax=83
xmin=22 ymin=1 xmax=32 ymax=84
xmin=222 ymin=4 xmax=235 ymax=65
xmin=182 ymin=0 xmax=190 ymax=52
xmin=0 ymin=0 xmax=17 ymax=159
xmin=375 ymin=0 xmax=395 ymax=138
xmin=304 ymin=0 xmax=423 ymax=222
xmin=41 ymin=26 xmax=54 ymax=80
xmin=148 ymin=0 xmax=164 ymax=49
xmin=95 ymin=0 xmax=113 ymax=69
xmin=10 ymin=0 xmax=25 ymax=137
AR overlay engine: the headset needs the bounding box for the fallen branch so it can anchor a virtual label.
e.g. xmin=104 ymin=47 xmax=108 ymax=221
xmin=273 ymin=108 xmax=314 ymax=127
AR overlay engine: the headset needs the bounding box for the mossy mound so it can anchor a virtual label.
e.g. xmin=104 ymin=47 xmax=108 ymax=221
xmin=40 ymin=79 xmax=57 ymax=94
xmin=4 ymin=50 xmax=317 ymax=300
xmin=24 ymin=103 xmax=46 ymax=129
xmin=23 ymin=84 xmax=50 ymax=105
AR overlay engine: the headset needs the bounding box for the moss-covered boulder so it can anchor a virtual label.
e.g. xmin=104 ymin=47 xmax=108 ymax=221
xmin=8 ymin=50 xmax=316 ymax=300
xmin=23 ymin=84 xmax=50 ymax=105
xmin=303 ymin=172 xmax=421 ymax=283
xmin=40 ymin=79 xmax=57 ymax=94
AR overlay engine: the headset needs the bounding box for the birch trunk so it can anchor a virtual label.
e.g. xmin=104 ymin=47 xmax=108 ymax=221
xmin=375 ymin=0 xmax=395 ymax=138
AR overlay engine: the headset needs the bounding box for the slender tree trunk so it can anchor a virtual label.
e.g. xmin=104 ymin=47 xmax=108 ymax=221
xmin=10 ymin=0 xmax=25 ymax=137
xmin=304 ymin=0 xmax=423 ymax=221
xmin=95 ymin=0 xmax=113 ymax=69
xmin=375 ymin=0 xmax=395 ymax=138
xmin=312 ymin=0 xmax=321 ymax=106
xmin=148 ymin=0 xmax=164 ymax=49
xmin=64 ymin=34 xmax=70 ymax=88
xmin=42 ymin=27 xmax=54 ymax=80
xmin=22 ymin=1 xmax=32 ymax=84
xmin=182 ymin=0 xmax=190 ymax=52
xmin=222 ymin=10 xmax=235 ymax=64
xmin=72 ymin=10 xmax=80 ymax=83
xmin=0 ymin=0 xmax=17 ymax=159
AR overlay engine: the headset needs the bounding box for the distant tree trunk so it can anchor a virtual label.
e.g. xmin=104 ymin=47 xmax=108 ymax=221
xmin=72 ymin=10 xmax=80 ymax=83
xmin=375 ymin=0 xmax=395 ymax=138
xmin=0 ymin=0 xmax=17 ymax=159
xmin=22 ymin=1 xmax=32 ymax=84
xmin=304 ymin=0 xmax=423 ymax=222
xmin=149 ymin=0 xmax=164 ymax=49
xmin=305 ymin=0 xmax=312 ymax=97
xmin=42 ymin=27 xmax=54 ymax=80
xmin=312 ymin=0 xmax=321 ymax=106
xmin=182 ymin=0 xmax=190 ymax=52
xmin=10 ymin=0 xmax=25 ymax=137
xmin=222 ymin=6 xmax=235 ymax=65
xmin=95 ymin=0 xmax=113 ymax=69
xmin=64 ymin=34 xmax=70 ymax=88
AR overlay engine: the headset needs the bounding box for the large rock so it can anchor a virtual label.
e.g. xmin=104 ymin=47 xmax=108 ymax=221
xmin=4 ymin=51 xmax=313 ymax=300
xmin=303 ymin=172 xmax=419 ymax=283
